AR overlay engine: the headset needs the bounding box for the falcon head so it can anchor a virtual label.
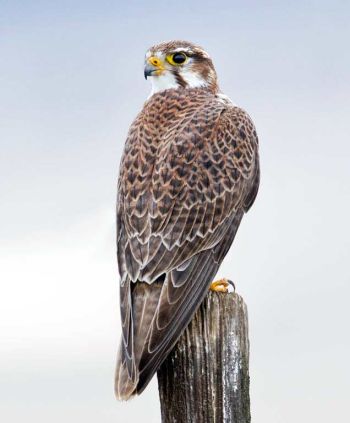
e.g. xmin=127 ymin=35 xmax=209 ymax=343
xmin=144 ymin=40 xmax=218 ymax=95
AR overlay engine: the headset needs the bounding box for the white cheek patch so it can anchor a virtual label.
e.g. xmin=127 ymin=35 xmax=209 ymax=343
xmin=181 ymin=68 xmax=207 ymax=88
xmin=148 ymin=69 xmax=208 ymax=96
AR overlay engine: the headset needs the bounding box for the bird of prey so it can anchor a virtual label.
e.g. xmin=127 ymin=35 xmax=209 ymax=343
xmin=115 ymin=40 xmax=260 ymax=400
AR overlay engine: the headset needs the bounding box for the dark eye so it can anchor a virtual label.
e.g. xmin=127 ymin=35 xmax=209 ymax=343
xmin=171 ymin=52 xmax=187 ymax=64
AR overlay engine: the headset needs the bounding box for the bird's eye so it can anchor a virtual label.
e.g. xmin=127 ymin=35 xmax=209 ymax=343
xmin=167 ymin=52 xmax=187 ymax=65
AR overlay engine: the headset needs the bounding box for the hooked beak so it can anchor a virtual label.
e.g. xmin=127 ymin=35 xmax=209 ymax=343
xmin=144 ymin=63 xmax=158 ymax=79
xmin=144 ymin=56 xmax=165 ymax=79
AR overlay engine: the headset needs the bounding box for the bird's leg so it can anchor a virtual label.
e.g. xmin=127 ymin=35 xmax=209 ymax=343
xmin=210 ymin=278 xmax=235 ymax=293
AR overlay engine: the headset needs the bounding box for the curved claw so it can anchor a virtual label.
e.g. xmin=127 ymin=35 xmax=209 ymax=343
xmin=210 ymin=278 xmax=235 ymax=293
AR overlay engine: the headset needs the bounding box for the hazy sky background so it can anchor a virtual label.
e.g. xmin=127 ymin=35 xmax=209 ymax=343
xmin=1 ymin=1 xmax=350 ymax=422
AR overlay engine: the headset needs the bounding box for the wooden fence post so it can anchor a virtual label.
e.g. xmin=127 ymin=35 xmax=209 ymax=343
xmin=157 ymin=291 xmax=250 ymax=423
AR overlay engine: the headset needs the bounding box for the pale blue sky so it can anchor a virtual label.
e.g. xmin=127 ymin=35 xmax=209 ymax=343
xmin=1 ymin=1 xmax=350 ymax=422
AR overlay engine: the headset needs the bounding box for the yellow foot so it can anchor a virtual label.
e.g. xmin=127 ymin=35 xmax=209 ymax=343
xmin=210 ymin=278 xmax=235 ymax=293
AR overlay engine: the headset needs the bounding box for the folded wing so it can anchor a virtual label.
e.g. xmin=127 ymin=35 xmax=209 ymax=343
xmin=115 ymin=98 xmax=260 ymax=399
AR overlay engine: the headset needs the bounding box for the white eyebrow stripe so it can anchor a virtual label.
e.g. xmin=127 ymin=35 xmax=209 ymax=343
xmin=172 ymin=47 xmax=193 ymax=53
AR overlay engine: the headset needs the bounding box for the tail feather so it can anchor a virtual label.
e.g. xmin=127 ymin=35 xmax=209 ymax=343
xmin=115 ymin=250 xmax=219 ymax=400
xmin=115 ymin=352 xmax=138 ymax=400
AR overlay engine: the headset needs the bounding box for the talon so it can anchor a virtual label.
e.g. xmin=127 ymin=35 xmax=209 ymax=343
xmin=210 ymin=278 xmax=235 ymax=293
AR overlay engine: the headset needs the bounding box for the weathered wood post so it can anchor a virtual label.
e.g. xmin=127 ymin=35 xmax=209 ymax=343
xmin=157 ymin=291 xmax=250 ymax=423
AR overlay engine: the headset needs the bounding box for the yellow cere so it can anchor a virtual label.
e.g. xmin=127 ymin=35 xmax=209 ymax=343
xmin=148 ymin=56 xmax=164 ymax=68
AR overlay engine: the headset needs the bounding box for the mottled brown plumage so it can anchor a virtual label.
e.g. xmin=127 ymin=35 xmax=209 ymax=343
xmin=115 ymin=41 xmax=260 ymax=400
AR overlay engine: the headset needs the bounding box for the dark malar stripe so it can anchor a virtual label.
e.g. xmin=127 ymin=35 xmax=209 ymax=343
xmin=174 ymin=71 xmax=187 ymax=88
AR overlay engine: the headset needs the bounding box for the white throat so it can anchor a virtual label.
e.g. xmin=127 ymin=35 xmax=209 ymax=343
xmin=149 ymin=70 xmax=208 ymax=96
xmin=149 ymin=72 xmax=179 ymax=95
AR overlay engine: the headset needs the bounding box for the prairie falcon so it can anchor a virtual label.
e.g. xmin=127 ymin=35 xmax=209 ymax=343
xmin=115 ymin=40 xmax=260 ymax=400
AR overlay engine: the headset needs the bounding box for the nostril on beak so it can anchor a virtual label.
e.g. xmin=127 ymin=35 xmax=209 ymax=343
xmin=149 ymin=57 xmax=160 ymax=67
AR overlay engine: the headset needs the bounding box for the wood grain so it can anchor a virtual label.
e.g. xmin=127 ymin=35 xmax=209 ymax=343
xmin=157 ymin=291 xmax=250 ymax=423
